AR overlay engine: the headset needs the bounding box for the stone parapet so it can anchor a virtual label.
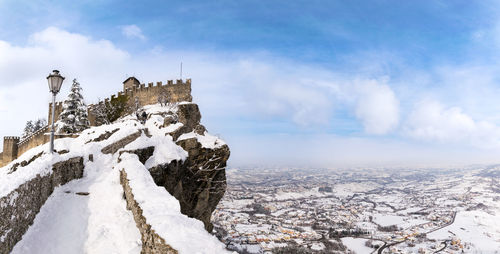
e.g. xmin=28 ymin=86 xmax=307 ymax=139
xmin=119 ymin=170 xmax=177 ymax=254
xmin=0 ymin=157 xmax=84 ymax=254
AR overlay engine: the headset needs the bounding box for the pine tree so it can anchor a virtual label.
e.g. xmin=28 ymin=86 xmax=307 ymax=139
xmin=33 ymin=119 xmax=47 ymax=131
xmin=21 ymin=118 xmax=47 ymax=140
xmin=21 ymin=120 xmax=34 ymax=140
xmin=56 ymin=79 xmax=90 ymax=134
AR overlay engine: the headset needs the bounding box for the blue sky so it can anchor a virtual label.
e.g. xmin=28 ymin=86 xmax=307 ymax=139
xmin=2 ymin=0 xmax=500 ymax=167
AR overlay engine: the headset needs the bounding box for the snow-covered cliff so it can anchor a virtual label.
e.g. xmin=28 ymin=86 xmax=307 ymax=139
xmin=0 ymin=103 xmax=231 ymax=254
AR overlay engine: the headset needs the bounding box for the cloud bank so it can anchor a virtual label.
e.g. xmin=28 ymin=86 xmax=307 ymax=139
xmin=2 ymin=27 xmax=500 ymax=166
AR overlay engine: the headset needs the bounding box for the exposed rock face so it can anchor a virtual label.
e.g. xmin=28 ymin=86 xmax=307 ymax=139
xmin=176 ymin=104 xmax=201 ymax=132
xmin=0 ymin=157 xmax=84 ymax=254
xmin=147 ymin=104 xmax=230 ymax=232
xmin=105 ymin=102 xmax=229 ymax=234
xmin=85 ymin=128 xmax=119 ymax=144
xmin=119 ymin=146 xmax=155 ymax=165
xmin=120 ymin=170 xmax=177 ymax=254
xmin=167 ymin=104 xmax=207 ymax=141
xmin=7 ymin=152 xmax=43 ymax=174
xmin=163 ymin=141 xmax=229 ymax=232
xmin=101 ymin=130 xmax=142 ymax=154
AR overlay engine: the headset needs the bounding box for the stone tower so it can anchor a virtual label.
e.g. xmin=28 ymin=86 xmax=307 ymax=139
xmin=2 ymin=136 xmax=19 ymax=165
xmin=123 ymin=77 xmax=140 ymax=91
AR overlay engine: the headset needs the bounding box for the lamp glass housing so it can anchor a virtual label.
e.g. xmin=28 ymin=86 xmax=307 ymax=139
xmin=47 ymin=70 xmax=65 ymax=94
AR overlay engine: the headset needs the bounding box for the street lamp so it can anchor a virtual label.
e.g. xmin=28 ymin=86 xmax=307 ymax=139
xmin=46 ymin=70 xmax=65 ymax=153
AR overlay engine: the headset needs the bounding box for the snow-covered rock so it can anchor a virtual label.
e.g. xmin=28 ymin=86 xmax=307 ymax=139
xmin=0 ymin=103 xmax=231 ymax=254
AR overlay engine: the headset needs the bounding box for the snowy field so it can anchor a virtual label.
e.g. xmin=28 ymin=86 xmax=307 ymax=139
xmin=341 ymin=237 xmax=378 ymax=254
xmin=333 ymin=182 xmax=380 ymax=198
xmin=428 ymin=210 xmax=500 ymax=252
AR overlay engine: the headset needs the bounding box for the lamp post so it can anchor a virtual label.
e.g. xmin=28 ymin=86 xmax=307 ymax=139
xmin=46 ymin=70 xmax=65 ymax=153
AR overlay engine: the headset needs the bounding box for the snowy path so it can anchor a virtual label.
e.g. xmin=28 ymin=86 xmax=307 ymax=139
xmin=11 ymin=155 xmax=142 ymax=254
xmin=11 ymin=179 xmax=90 ymax=254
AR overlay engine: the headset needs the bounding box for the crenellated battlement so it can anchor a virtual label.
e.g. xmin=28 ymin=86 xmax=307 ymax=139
xmin=18 ymin=126 xmax=49 ymax=146
xmin=124 ymin=78 xmax=191 ymax=91
xmin=49 ymin=101 xmax=64 ymax=107
xmin=4 ymin=136 xmax=20 ymax=140
xmin=1 ymin=136 xmax=19 ymax=167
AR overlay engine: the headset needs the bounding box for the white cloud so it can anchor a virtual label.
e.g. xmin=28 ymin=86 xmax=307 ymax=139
xmin=0 ymin=27 xmax=131 ymax=137
xmin=5 ymin=27 xmax=500 ymax=166
xmin=352 ymin=79 xmax=400 ymax=134
xmin=121 ymin=25 xmax=146 ymax=41
xmin=0 ymin=27 xmax=341 ymax=139
xmin=405 ymin=99 xmax=500 ymax=148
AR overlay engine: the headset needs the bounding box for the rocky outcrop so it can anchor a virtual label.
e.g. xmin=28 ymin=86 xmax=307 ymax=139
xmin=167 ymin=104 xmax=207 ymax=140
xmin=121 ymin=103 xmax=230 ymax=232
xmin=85 ymin=128 xmax=119 ymax=144
xmin=151 ymin=140 xmax=229 ymax=232
xmin=0 ymin=157 xmax=84 ymax=254
xmin=101 ymin=130 xmax=142 ymax=154
xmin=123 ymin=142 xmax=229 ymax=233
xmin=120 ymin=170 xmax=177 ymax=254
xmin=7 ymin=152 xmax=43 ymax=174
xmin=119 ymin=146 xmax=155 ymax=165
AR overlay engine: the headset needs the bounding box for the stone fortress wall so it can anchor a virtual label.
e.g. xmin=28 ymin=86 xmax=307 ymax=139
xmin=0 ymin=77 xmax=192 ymax=168
xmin=0 ymin=137 xmax=19 ymax=168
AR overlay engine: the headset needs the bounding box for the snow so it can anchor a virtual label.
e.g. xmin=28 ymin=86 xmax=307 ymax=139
xmin=341 ymin=237 xmax=374 ymax=254
xmin=0 ymin=145 xmax=79 ymax=198
xmin=12 ymin=182 xmax=91 ymax=254
xmin=55 ymin=79 xmax=90 ymax=134
xmin=240 ymin=244 xmax=261 ymax=253
xmin=2 ymin=103 xmax=229 ymax=253
xmin=310 ymin=242 xmax=325 ymax=250
xmin=397 ymin=207 xmax=422 ymax=215
xmin=178 ymin=131 xmax=226 ymax=149
xmin=372 ymin=213 xmax=428 ymax=229
xmin=84 ymin=155 xmax=142 ymax=253
xmin=9 ymin=192 xmax=18 ymax=206
xmin=427 ymin=210 xmax=500 ymax=252
xmin=0 ymin=229 xmax=11 ymax=242
xmin=273 ymin=188 xmax=325 ymax=201
xmin=11 ymin=150 xmax=141 ymax=254
xmin=123 ymin=133 xmax=187 ymax=169
xmin=373 ymin=214 xmax=404 ymax=227
xmin=333 ymin=182 xmax=380 ymax=198
xmin=235 ymin=224 xmax=272 ymax=234
xmin=118 ymin=153 xmax=231 ymax=254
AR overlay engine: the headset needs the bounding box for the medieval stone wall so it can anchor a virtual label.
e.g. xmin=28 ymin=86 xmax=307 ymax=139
xmin=72 ymin=78 xmax=191 ymax=127
xmin=0 ymin=157 xmax=84 ymax=254
xmin=48 ymin=102 xmax=64 ymax=125
xmin=0 ymin=129 xmax=78 ymax=168
xmin=16 ymin=126 xmax=49 ymax=156
xmin=0 ymin=137 xmax=19 ymax=168
xmin=120 ymin=170 xmax=177 ymax=254
xmin=124 ymin=79 xmax=192 ymax=106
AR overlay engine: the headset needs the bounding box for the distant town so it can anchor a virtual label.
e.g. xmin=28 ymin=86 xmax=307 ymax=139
xmin=212 ymin=166 xmax=500 ymax=253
